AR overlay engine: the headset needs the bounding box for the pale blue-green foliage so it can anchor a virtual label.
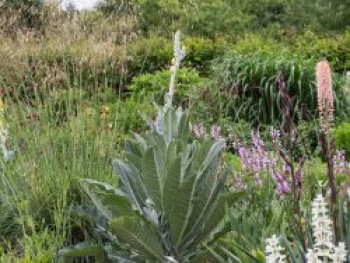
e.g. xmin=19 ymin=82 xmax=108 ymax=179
xmin=61 ymin=107 xmax=231 ymax=262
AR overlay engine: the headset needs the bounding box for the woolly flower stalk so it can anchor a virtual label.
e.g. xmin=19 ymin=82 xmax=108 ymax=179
xmin=316 ymin=60 xmax=334 ymax=132
xmin=265 ymin=235 xmax=286 ymax=263
xmin=306 ymin=193 xmax=347 ymax=262
xmin=165 ymin=31 xmax=186 ymax=109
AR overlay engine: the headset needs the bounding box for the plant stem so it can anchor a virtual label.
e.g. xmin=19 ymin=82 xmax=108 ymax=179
xmin=328 ymin=135 xmax=339 ymax=242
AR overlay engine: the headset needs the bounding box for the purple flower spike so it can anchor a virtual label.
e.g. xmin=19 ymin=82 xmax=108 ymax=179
xmin=211 ymin=124 xmax=221 ymax=140
xmin=273 ymin=170 xmax=291 ymax=196
xmin=193 ymin=123 xmax=205 ymax=139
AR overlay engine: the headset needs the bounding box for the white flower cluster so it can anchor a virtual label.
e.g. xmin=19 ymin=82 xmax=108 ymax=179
xmin=266 ymin=193 xmax=347 ymax=263
xmin=306 ymin=194 xmax=347 ymax=263
xmin=266 ymin=234 xmax=286 ymax=263
xmin=165 ymin=30 xmax=186 ymax=108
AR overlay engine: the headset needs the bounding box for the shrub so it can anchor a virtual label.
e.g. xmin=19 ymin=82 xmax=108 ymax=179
xmin=127 ymin=36 xmax=226 ymax=78
xmin=128 ymin=67 xmax=202 ymax=104
xmin=127 ymin=37 xmax=173 ymax=79
xmin=184 ymin=0 xmax=252 ymax=40
xmin=293 ymin=31 xmax=350 ymax=73
xmin=183 ymin=37 xmax=227 ymax=74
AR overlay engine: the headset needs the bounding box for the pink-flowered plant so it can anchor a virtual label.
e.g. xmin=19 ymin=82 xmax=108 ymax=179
xmin=273 ymin=170 xmax=291 ymax=196
xmin=235 ymin=131 xmax=275 ymax=174
xmin=233 ymin=130 xmax=296 ymax=196
xmin=193 ymin=123 xmax=205 ymax=139
xmin=192 ymin=123 xmax=222 ymax=141
xmin=316 ymin=60 xmax=334 ymax=132
xmin=210 ymin=124 xmax=221 ymax=140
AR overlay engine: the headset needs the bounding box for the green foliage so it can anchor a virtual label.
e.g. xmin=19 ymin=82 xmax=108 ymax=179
xmin=335 ymin=123 xmax=350 ymax=160
xmin=184 ymin=0 xmax=252 ymax=40
xmin=183 ymin=37 xmax=227 ymax=73
xmin=62 ymin=107 xmax=231 ymax=261
xmin=211 ymin=50 xmax=348 ymax=125
xmin=136 ymin=0 xmax=185 ymax=35
xmin=210 ymin=50 xmax=316 ymax=124
xmin=133 ymin=0 xmax=350 ymax=39
xmin=127 ymin=37 xmax=173 ymax=78
xmin=128 ymin=67 xmax=202 ymax=104
xmin=127 ymin=36 xmax=226 ymax=78
xmin=292 ymin=30 xmax=350 ymax=73
xmin=0 ymin=87 xmax=148 ymax=260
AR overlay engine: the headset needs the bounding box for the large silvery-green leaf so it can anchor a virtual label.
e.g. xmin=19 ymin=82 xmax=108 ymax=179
xmin=142 ymin=147 xmax=163 ymax=209
xmin=80 ymin=179 xmax=134 ymax=220
xmin=182 ymin=139 xmax=226 ymax=239
xmin=163 ymin=155 xmax=193 ymax=248
xmin=162 ymin=137 xmax=227 ymax=252
xmin=113 ymin=160 xmax=148 ymax=213
xmin=110 ymin=216 xmax=164 ymax=261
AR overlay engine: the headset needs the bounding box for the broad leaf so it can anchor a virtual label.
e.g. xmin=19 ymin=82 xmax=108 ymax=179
xmin=110 ymin=216 xmax=164 ymax=261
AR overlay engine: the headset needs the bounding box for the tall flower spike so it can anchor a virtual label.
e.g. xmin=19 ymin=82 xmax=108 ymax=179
xmin=316 ymin=60 xmax=334 ymax=132
xmin=306 ymin=193 xmax=347 ymax=262
xmin=165 ymin=31 xmax=186 ymax=109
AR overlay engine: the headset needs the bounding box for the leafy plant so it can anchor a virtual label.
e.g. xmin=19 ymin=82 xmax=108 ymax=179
xmin=61 ymin=106 xmax=232 ymax=262
xmin=211 ymin=50 xmax=347 ymax=125
xmin=128 ymin=67 xmax=202 ymax=105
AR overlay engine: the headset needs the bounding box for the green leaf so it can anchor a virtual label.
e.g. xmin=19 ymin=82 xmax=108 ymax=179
xmin=110 ymin=216 xmax=164 ymax=261
xmin=80 ymin=179 xmax=134 ymax=220
xmin=113 ymin=160 xmax=148 ymax=212
xmin=142 ymin=147 xmax=163 ymax=209
xmin=163 ymin=155 xmax=194 ymax=247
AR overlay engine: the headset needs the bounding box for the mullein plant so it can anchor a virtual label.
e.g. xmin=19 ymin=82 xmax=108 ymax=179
xmin=61 ymin=31 xmax=232 ymax=262
xmin=0 ymin=100 xmax=14 ymax=162
xmin=316 ymin=60 xmax=339 ymax=241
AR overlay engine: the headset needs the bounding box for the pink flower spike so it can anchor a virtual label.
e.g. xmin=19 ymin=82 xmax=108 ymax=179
xmin=316 ymin=60 xmax=334 ymax=132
